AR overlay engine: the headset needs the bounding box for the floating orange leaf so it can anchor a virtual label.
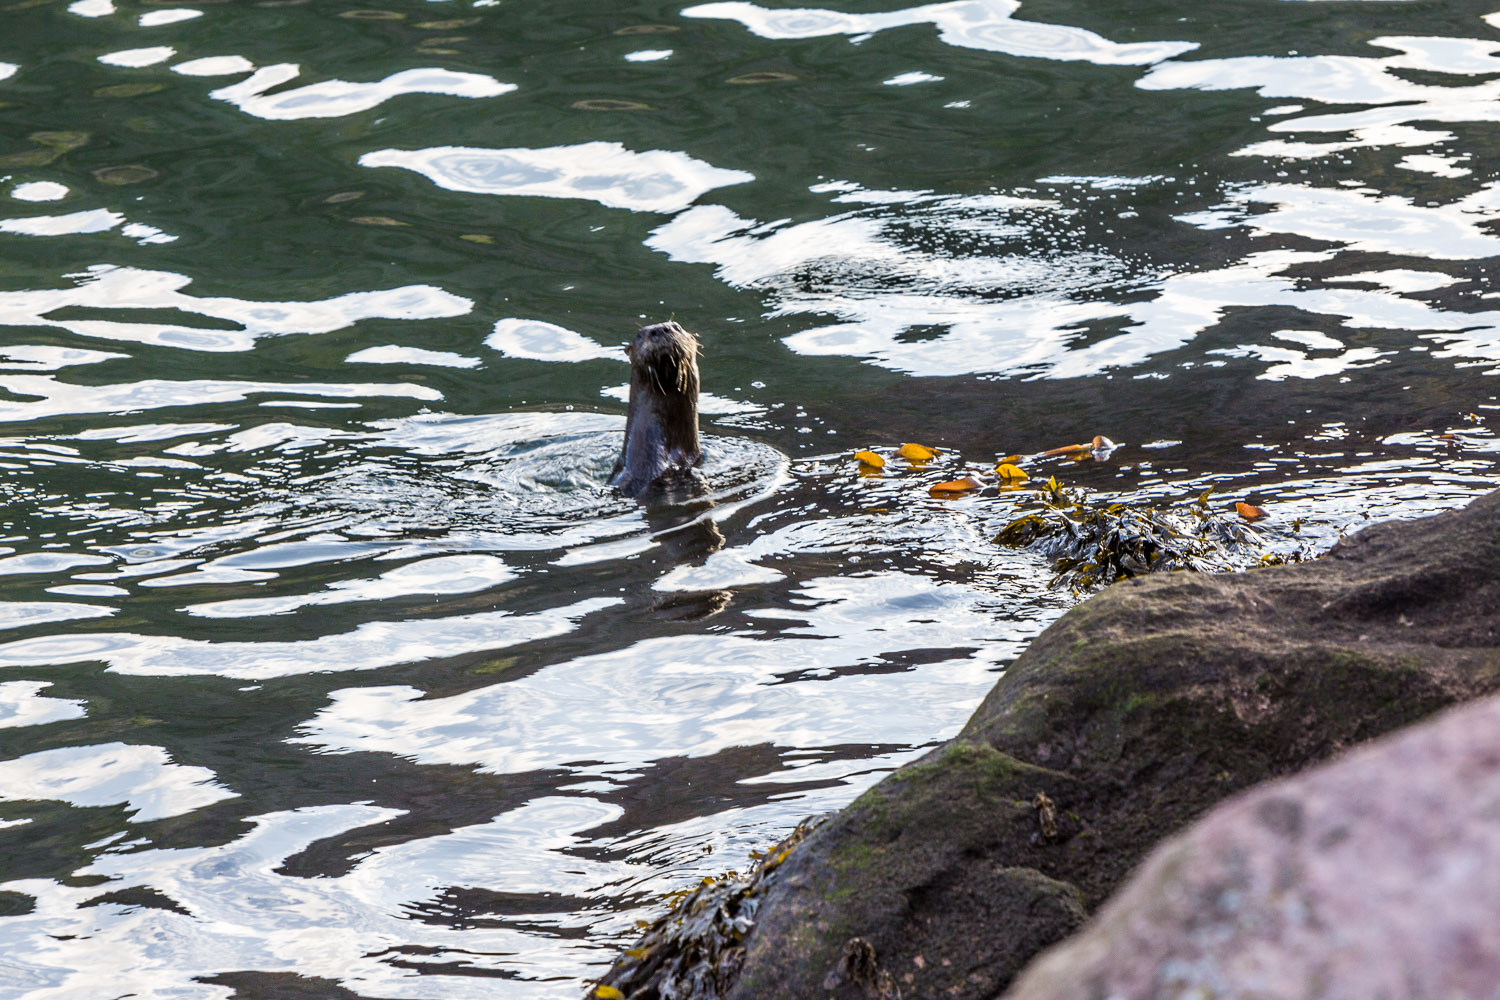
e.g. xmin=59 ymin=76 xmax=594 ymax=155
xmin=1091 ymin=435 xmax=1116 ymax=452
xmin=996 ymin=453 xmax=1022 ymax=465
xmin=898 ymin=442 xmax=938 ymax=461
xmin=853 ymin=449 xmax=885 ymax=468
xmin=994 ymin=463 xmax=1029 ymax=481
xmin=929 ymin=475 xmax=984 ymax=497
xmin=1235 ymin=501 xmax=1268 ymax=521
xmin=1041 ymin=443 xmax=1090 ymax=457
xmin=595 ymin=987 xmax=625 ymax=999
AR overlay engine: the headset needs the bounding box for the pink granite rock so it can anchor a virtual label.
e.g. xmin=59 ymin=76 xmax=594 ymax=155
xmin=1003 ymin=692 xmax=1500 ymax=1000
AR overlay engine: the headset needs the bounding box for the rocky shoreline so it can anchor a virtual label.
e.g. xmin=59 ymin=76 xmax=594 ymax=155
xmin=595 ymin=490 xmax=1500 ymax=999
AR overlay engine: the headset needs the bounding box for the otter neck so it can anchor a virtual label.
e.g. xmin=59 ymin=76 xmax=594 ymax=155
xmin=613 ymin=364 xmax=701 ymax=497
xmin=622 ymin=367 xmax=700 ymax=467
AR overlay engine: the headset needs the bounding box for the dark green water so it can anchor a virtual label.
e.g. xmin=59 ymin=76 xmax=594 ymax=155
xmin=1 ymin=0 xmax=1499 ymax=996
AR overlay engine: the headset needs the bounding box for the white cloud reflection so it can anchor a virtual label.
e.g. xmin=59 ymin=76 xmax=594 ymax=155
xmin=684 ymin=0 xmax=1196 ymax=64
xmin=0 ymin=798 xmax=626 ymax=999
xmin=345 ymin=345 xmax=481 ymax=368
xmin=0 ymin=208 xmax=173 ymax=244
xmin=295 ymin=572 xmax=1028 ymax=776
xmin=1140 ymin=34 xmax=1500 ymax=161
xmin=172 ymin=55 xmax=255 ymax=76
xmin=0 ymin=597 xmax=619 ymax=679
xmin=360 ymin=142 xmax=754 ymax=214
xmin=10 ymin=181 xmax=69 ymax=202
xmin=99 ymin=46 xmax=175 ymax=68
xmin=139 ymin=8 xmax=201 ymax=27
xmin=485 ymin=318 xmax=623 ymax=362
xmin=0 ymin=374 xmax=440 ymax=423
xmin=210 ymin=64 xmax=514 ymax=120
xmin=0 ymin=681 xmax=86 ymax=729
xmin=648 ymin=169 xmax=1500 ymax=379
xmin=184 ymin=554 xmax=517 ymax=618
xmin=0 ymin=264 xmax=470 ymax=352
xmin=0 ymin=602 xmax=115 ymax=629
xmin=0 ymin=742 xmax=235 ymax=821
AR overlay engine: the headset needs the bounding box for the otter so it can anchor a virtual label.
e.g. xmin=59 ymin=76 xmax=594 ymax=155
xmin=610 ymin=320 xmax=703 ymax=497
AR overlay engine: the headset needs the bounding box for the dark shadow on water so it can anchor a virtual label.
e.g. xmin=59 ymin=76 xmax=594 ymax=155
xmin=575 ymin=741 xmax=912 ymax=851
xmin=200 ymin=971 xmax=408 ymax=999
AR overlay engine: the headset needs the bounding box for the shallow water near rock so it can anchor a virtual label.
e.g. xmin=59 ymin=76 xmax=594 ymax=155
xmin=0 ymin=1 xmax=1499 ymax=997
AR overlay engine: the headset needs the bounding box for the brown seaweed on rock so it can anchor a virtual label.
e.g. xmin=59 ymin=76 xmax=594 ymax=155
xmin=996 ymin=480 xmax=1304 ymax=589
xmin=591 ymin=820 xmax=821 ymax=1000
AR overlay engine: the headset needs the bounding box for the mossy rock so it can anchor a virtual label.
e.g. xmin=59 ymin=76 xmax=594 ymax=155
xmin=598 ymin=490 xmax=1500 ymax=1000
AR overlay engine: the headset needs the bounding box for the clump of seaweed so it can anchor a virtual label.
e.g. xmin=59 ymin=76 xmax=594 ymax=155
xmin=996 ymin=479 xmax=1304 ymax=590
xmin=590 ymin=819 xmax=822 ymax=1000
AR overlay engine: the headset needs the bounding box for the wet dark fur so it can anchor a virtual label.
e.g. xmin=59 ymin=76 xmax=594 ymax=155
xmin=610 ymin=321 xmax=703 ymax=497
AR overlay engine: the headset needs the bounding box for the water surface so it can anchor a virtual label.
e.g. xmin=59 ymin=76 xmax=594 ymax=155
xmin=2 ymin=1 xmax=1500 ymax=996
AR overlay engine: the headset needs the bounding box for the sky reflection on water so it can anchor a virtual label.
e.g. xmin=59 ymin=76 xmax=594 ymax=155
xmin=2 ymin=0 xmax=1500 ymax=997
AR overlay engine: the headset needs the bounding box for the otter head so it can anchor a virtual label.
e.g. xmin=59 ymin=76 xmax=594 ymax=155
xmin=610 ymin=321 xmax=703 ymax=497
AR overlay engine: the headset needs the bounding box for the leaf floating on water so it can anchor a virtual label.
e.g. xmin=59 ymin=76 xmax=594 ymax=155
xmin=853 ymin=450 xmax=885 ymax=469
xmin=1091 ymin=435 xmax=1115 ymax=450
xmin=594 ymin=987 xmax=625 ymax=999
xmin=1235 ymin=501 xmax=1268 ymax=522
xmin=994 ymin=463 xmax=1029 ymax=481
xmin=1041 ymin=443 xmax=1090 ymax=457
xmin=897 ymin=442 xmax=937 ymax=461
xmin=929 ymin=475 xmax=984 ymax=497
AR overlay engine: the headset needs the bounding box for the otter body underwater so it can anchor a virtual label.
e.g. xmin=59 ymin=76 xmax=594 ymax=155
xmin=610 ymin=321 xmax=704 ymax=498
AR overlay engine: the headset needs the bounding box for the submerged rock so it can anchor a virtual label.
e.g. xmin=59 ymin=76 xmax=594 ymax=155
xmin=1003 ymin=691 xmax=1500 ymax=1000
xmin=598 ymin=490 xmax=1500 ymax=1000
